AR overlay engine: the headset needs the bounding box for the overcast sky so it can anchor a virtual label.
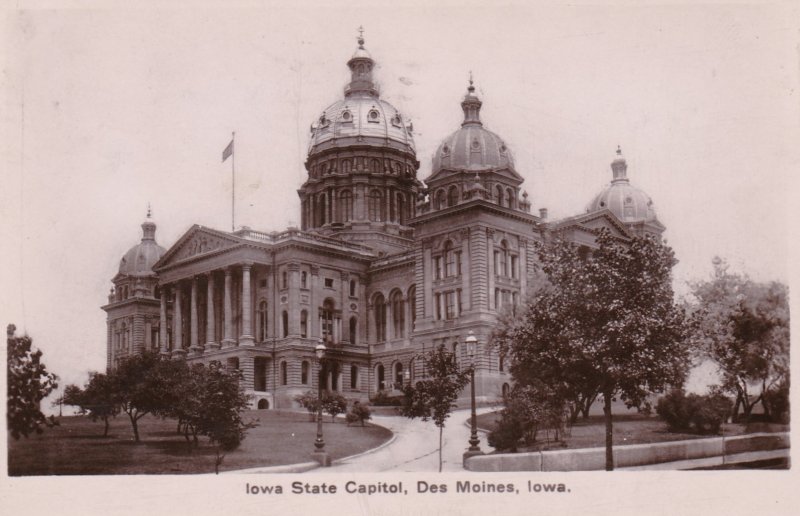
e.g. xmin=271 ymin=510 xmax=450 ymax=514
xmin=2 ymin=1 xmax=797 ymax=396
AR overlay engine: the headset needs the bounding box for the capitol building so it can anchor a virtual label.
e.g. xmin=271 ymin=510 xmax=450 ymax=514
xmin=101 ymin=34 xmax=664 ymax=409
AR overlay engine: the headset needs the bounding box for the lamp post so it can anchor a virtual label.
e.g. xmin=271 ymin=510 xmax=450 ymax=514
xmin=404 ymin=369 xmax=410 ymax=389
xmin=312 ymin=339 xmax=331 ymax=466
xmin=463 ymin=330 xmax=483 ymax=464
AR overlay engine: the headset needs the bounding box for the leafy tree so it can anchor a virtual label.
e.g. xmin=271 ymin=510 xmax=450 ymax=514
xmin=107 ymin=351 xmax=180 ymax=442
xmin=322 ymin=391 xmax=348 ymax=422
xmin=62 ymin=373 xmax=119 ymax=437
xmin=345 ymin=401 xmax=372 ymax=426
xmin=6 ymin=324 xmax=59 ymax=439
xmin=295 ymin=390 xmax=321 ymax=421
xmin=493 ymin=229 xmax=692 ymax=470
xmin=689 ymin=259 xmax=789 ymax=421
xmin=400 ymin=345 xmax=471 ymax=472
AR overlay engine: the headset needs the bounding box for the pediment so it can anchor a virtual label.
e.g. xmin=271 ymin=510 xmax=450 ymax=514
xmin=553 ymin=209 xmax=633 ymax=240
xmin=154 ymin=225 xmax=242 ymax=269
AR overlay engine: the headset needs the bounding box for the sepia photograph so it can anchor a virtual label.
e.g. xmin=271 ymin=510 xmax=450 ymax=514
xmin=2 ymin=0 xmax=796 ymax=514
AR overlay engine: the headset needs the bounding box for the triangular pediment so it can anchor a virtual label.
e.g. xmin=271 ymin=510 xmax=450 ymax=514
xmin=154 ymin=225 xmax=243 ymax=270
xmin=552 ymin=209 xmax=634 ymax=240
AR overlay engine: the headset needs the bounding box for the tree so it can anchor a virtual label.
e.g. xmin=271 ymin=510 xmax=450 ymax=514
xmin=321 ymin=391 xmax=348 ymax=422
xmin=689 ymin=259 xmax=789 ymax=422
xmin=295 ymin=390 xmax=321 ymax=422
xmin=7 ymin=324 xmax=59 ymax=439
xmin=493 ymin=229 xmax=692 ymax=470
xmin=400 ymin=345 xmax=471 ymax=472
xmin=62 ymin=373 xmax=119 ymax=437
xmin=107 ymin=351 xmax=180 ymax=442
xmin=346 ymin=401 xmax=372 ymax=427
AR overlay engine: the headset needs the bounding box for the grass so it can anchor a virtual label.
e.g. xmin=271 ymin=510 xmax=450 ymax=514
xmin=475 ymin=410 xmax=789 ymax=453
xmin=8 ymin=409 xmax=392 ymax=476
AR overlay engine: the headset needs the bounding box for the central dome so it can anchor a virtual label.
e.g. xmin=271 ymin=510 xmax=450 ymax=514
xmin=307 ymin=34 xmax=414 ymax=157
xmin=432 ymin=79 xmax=514 ymax=172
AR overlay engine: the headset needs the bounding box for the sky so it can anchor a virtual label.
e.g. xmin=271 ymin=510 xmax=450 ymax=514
xmin=2 ymin=0 xmax=798 ymax=399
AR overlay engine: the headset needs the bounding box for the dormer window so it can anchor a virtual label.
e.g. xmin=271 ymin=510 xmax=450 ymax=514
xmin=441 ymin=144 xmax=450 ymax=156
xmin=391 ymin=113 xmax=402 ymax=127
xmin=368 ymin=109 xmax=380 ymax=123
xmin=471 ymin=138 xmax=480 ymax=151
xmin=341 ymin=110 xmax=352 ymax=122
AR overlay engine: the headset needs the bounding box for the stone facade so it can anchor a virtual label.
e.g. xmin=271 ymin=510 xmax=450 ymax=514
xmin=102 ymin=35 xmax=664 ymax=409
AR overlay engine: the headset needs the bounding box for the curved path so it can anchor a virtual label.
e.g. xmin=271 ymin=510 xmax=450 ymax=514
xmin=308 ymin=407 xmax=496 ymax=473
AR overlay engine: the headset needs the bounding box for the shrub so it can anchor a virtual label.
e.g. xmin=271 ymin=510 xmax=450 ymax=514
xmin=345 ymin=401 xmax=372 ymax=426
xmin=372 ymin=389 xmax=403 ymax=406
xmin=487 ymin=383 xmax=570 ymax=452
xmin=294 ymin=391 xmax=320 ymax=421
xmin=322 ymin=392 xmax=348 ymax=422
xmin=762 ymin=381 xmax=790 ymax=424
xmin=656 ymin=389 xmax=732 ymax=435
xmin=487 ymin=412 xmax=525 ymax=452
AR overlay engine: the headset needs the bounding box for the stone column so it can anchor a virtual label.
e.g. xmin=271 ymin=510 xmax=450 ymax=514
xmin=460 ymin=228 xmax=471 ymax=311
xmin=172 ymin=285 xmax=186 ymax=358
xmin=189 ymin=277 xmax=202 ymax=355
xmin=422 ymin=246 xmax=433 ymax=318
xmin=487 ymin=229 xmax=496 ymax=310
xmin=330 ymin=188 xmax=337 ymax=223
xmin=222 ymin=268 xmax=235 ymax=347
xmin=309 ymin=266 xmax=319 ymax=338
xmin=240 ymin=262 xmax=255 ymax=345
xmin=288 ymin=262 xmax=300 ymax=337
xmin=159 ymin=286 xmax=169 ymax=355
xmin=205 ymin=273 xmax=219 ymax=351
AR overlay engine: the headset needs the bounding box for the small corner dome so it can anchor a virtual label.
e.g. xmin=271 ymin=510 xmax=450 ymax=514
xmin=118 ymin=218 xmax=166 ymax=276
xmin=586 ymin=147 xmax=657 ymax=223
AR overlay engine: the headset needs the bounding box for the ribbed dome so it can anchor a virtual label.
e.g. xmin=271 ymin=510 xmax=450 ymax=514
xmin=586 ymin=147 xmax=657 ymax=223
xmin=118 ymin=218 xmax=166 ymax=276
xmin=308 ymin=96 xmax=415 ymax=154
xmin=307 ymin=32 xmax=415 ymax=157
xmin=432 ymin=79 xmax=514 ymax=172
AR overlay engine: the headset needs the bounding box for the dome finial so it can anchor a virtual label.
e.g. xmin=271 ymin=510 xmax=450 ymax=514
xmin=357 ymin=26 xmax=365 ymax=48
xmin=468 ymin=71 xmax=474 ymax=93
xmin=146 ymin=202 xmax=152 ymax=219
xmin=616 ymin=145 xmax=622 ymax=156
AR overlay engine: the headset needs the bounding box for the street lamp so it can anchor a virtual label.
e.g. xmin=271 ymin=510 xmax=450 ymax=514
xmin=463 ymin=330 xmax=483 ymax=463
xmin=312 ymin=339 xmax=331 ymax=466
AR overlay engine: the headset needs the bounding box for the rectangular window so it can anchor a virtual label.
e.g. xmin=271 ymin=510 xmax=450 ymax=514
xmin=502 ymin=290 xmax=511 ymax=306
xmin=495 ymin=288 xmax=501 ymax=309
xmin=456 ymin=251 xmax=462 ymax=276
xmin=435 ymin=293 xmax=442 ymax=320
xmin=510 ymin=256 xmax=517 ymax=279
xmin=445 ymin=250 xmax=455 ymax=277
xmin=259 ymin=279 xmax=267 ymax=288
xmin=445 ymin=291 xmax=456 ymax=320
xmin=493 ymin=251 xmax=500 ymax=276
xmin=324 ymin=278 xmax=334 ymax=288
xmin=434 ymin=257 xmax=442 ymax=280
xmin=456 ymin=289 xmax=463 ymax=316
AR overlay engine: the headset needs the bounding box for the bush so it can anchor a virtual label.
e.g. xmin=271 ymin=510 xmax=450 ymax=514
xmin=294 ymin=391 xmax=320 ymax=421
xmin=487 ymin=383 xmax=570 ymax=452
xmin=656 ymin=389 xmax=732 ymax=435
xmin=322 ymin=392 xmax=348 ymax=422
xmin=487 ymin=413 xmax=525 ymax=452
xmin=372 ymin=389 xmax=403 ymax=406
xmin=345 ymin=401 xmax=372 ymax=426
xmin=762 ymin=381 xmax=790 ymax=424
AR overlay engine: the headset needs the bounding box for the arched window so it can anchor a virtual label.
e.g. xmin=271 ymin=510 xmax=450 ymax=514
xmin=506 ymin=188 xmax=514 ymax=208
xmin=282 ymin=311 xmax=288 ymax=338
xmin=390 ymin=290 xmax=404 ymax=338
xmin=371 ymin=159 xmax=381 ymax=173
xmin=301 ymin=361 xmax=309 ymax=384
xmin=394 ymin=362 xmax=404 ymax=388
xmin=377 ymin=364 xmax=385 ymax=390
xmin=447 ymin=185 xmax=459 ymax=207
xmin=339 ymin=190 xmax=353 ymax=222
xmin=368 ymin=190 xmax=383 ymax=221
xmin=397 ymin=193 xmax=406 ymax=224
xmin=350 ymin=365 xmax=358 ymax=389
xmin=342 ymin=159 xmax=351 ymax=173
xmin=349 ymin=316 xmax=357 ymax=345
xmin=435 ymin=189 xmax=447 ymax=210
xmin=300 ymin=310 xmax=308 ymax=338
xmin=374 ymin=294 xmax=386 ymax=342
xmin=322 ymin=299 xmax=334 ymax=343
xmin=502 ymin=383 xmax=510 ymax=398
xmin=280 ymin=361 xmax=288 ymax=385
xmin=258 ymin=300 xmax=268 ymax=341
xmin=495 ymin=185 xmax=504 ymax=205
xmin=408 ymin=285 xmax=417 ymax=329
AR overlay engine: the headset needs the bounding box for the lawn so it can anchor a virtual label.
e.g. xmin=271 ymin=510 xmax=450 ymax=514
xmin=475 ymin=410 xmax=788 ymax=452
xmin=8 ymin=409 xmax=392 ymax=475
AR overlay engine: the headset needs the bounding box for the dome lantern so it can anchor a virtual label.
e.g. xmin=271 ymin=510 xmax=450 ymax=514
xmin=345 ymin=26 xmax=378 ymax=98
xmin=461 ymin=73 xmax=483 ymax=126
xmin=611 ymin=145 xmax=628 ymax=182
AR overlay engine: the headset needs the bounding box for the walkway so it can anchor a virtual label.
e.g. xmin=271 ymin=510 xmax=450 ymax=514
xmin=308 ymin=407 xmax=496 ymax=473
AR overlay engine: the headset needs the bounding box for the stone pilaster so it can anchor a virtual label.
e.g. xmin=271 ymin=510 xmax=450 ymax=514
xmin=240 ymin=263 xmax=255 ymax=345
xmin=288 ymin=262 xmax=300 ymax=337
xmin=486 ymin=228 xmax=495 ymax=310
xmin=172 ymin=286 xmax=186 ymax=358
xmin=460 ymin=228 xmax=471 ymax=312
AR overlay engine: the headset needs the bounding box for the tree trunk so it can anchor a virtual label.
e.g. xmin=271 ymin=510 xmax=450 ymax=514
xmin=131 ymin=415 xmax=140 ymax=442
xmin=603 ymin=391 xmax=613 ymax=471
xmin=438 ymin=426 xmax=443 ymax=473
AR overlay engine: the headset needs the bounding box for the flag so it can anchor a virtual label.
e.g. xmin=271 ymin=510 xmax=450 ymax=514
xmin=222 ymin=139 xmax=234 ymax=162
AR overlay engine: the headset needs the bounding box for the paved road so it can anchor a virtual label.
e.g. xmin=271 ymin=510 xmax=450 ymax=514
xmin=308 ymin=407 xmax=496 ymax=473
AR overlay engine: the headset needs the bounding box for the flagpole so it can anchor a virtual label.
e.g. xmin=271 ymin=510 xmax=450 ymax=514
xmin=231 ymin=131 xmax=235 ymax=232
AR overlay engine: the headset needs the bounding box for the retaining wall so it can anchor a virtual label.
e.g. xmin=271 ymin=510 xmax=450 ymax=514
xmin=465 ymin=432 xmax=789 ymax=471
